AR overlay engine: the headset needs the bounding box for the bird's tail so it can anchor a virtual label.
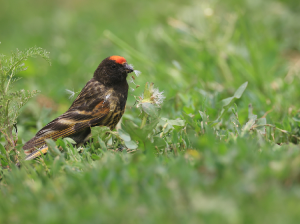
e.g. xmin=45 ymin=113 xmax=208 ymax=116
xmin=24 ymin=145 xmax=49 ymax=161
xmin=16 ymin=145 xmax=49 ymax=167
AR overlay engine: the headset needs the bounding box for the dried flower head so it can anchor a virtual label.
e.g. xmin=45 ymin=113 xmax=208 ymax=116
xmin=151 ymin=88 xmax=165 ymax=107
xmin=136 ymin=82 xmax=165 ymax=108
xmin=134 ymin=70 xmax=141 ymax=77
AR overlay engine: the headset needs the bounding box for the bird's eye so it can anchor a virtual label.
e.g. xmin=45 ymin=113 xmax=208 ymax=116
xmin=111 ymin=64 xmax=116 ymax=69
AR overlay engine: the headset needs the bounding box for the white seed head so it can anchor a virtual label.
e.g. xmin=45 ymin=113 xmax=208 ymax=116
xmin=134 ymin=70 xmax=141 ymax=77
xmin=152 ymin=88 xmax=165 ymax=107
xmin=136 ymin=85 xmax=165 ymax=108
xmin=129 ymin=77 xmax=136 ymax=85
xmin=66 ymin=89 xmax=75 ymax=99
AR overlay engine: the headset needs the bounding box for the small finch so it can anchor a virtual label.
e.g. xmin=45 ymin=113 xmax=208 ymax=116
xmin=22 ymin=56 xmax=134 ymax=161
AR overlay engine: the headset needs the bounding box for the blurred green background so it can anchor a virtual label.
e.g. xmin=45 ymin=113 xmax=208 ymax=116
xmin=1 ymin=0 xmax=300 ymax=223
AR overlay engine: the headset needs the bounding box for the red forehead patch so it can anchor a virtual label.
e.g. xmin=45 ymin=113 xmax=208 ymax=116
xmin=109 ymin=55 xmax=127 ymax=64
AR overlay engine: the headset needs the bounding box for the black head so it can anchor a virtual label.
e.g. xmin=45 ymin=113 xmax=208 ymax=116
xmin=94 ymin=56 xmax=134 ymax=86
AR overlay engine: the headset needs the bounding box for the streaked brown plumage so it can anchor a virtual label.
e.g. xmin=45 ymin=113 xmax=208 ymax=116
xmin=22 ymin=55 xmax=133 ymax=161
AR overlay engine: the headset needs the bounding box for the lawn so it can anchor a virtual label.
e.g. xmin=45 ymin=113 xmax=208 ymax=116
xmin=1 ymin=0 xmax=300 ymax=223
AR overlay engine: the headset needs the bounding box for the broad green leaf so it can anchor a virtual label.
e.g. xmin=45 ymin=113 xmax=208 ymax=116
xmin=152 ymin=137 xmax=166 ymax=148
xmin=123 ymin=120 xmax=149 ymax=140
xmin=142 ymin=102 xmax=159 ymax=118
xmin=118 ymin=129 xmax=131 ymax=141
xmin=107 ymin=137 xmax=113 ymax=146
xmin=63 ymin=137 xmax=77 ymax=145
xmin=0 ymin=143 xmax=6 ymax=155
xmin=45 ymin=139 xmax=61 ymax=156
xmin=233 ymin=82 xmax=248 ymax=98
xmin=98 ymin=136 xmax=107 ymax=151
xmin=220 ymin=96 xmax=234 ymax=107
xmin=163 ymin=123 xmax=173 ymax=133
xmin=293 ymin=117 xmax=300 ymax=123
xmin=91 ymin=154 xmax=101 ymax=160
xmin=213 ymin=82 xmax=248 ymax=123
xmin=91 ymin=126 xmax=110 ymax=138
xmin=0 ymin=158 xmax=8 ymax=167
xmin=220 ymin=82 xmax=248 ymax=107
xmin=56 ymin=138 xmax=66 ymax=147
xmin=125 ymin=140 xmax=138 ymax=149
xmin=181 ymin=113 xmax=195 ymax=127
xmin=161 ymin=118 xmax=185 ymax=126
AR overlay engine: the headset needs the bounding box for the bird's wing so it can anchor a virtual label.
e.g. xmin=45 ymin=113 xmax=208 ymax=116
xmin=23 ymin=79 xmax=110 ymax=153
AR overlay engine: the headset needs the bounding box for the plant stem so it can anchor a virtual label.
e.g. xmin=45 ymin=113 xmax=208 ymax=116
xmin=140 ymin=114 xmax=148 ymax=129
xmin=5 ymin=55 xmax=27 ymax=94
xmin=253 ymin=124 xmax=300 ymax=141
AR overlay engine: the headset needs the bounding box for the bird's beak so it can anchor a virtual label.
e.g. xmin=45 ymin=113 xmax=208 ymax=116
xmin=123 ymin=63 xmax=134 ymax=73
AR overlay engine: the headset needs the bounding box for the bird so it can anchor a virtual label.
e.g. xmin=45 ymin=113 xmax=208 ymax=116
xmin=22 ymin=55 xmax=134 ymax=161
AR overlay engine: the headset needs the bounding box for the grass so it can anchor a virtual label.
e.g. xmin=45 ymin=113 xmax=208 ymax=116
xmin=1 ymin=0 xmax=300 ymax=223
